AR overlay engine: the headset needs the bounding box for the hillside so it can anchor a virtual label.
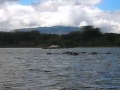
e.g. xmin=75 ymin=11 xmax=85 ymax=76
xmin=13 ymin=26 xmax=80 ymax=34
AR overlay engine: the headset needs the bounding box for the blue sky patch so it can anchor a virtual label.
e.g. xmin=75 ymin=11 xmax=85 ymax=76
xmin=19 ymin=0 xmax=38 ymax=5
xmin=98 ymin=0 xmax=120 ymax=11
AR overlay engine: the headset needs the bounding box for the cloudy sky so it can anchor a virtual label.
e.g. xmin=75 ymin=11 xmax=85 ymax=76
xmin=0 ymin=0 xmax=120 ymax=33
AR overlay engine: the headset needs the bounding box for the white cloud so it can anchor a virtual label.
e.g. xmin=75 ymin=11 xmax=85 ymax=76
xmin=0 ymin=0 xmax=120 ymax=33
xmin=0 ymin=0 xmax=19 ymax=6
xmin=0 ymin=0 xmax=19 ymax=3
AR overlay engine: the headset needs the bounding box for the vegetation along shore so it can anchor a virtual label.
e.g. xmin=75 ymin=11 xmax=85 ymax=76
xmin=0 ymin=25 xmax=120 ymax=48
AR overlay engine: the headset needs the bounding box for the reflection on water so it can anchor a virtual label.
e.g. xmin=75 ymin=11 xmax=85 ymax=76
xmin=0 ymin=48 xmax=120 ymax=90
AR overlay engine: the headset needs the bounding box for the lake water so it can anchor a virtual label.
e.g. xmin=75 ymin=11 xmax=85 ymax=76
xmin=0 ymin=48 xmax=120 ymax=90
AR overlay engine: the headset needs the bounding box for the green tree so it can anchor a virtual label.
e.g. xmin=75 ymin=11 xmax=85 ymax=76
xmin=81 ymin=25 xmax=102 ymax=41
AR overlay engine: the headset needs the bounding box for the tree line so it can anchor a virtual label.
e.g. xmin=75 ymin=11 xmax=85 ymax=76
xmin=0 ymin=25 xmax=120 ymax=47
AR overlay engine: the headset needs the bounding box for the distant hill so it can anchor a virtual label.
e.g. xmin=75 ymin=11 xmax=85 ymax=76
xmin=13 ymin=26 xmax=80 ymax=34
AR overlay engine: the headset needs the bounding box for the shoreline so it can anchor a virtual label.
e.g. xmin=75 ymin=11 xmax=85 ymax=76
xmin=0 ymin=46 xmax=119 ymax=48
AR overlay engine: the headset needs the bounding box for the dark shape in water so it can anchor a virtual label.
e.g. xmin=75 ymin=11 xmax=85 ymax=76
xmin=44 ymin=70 xmax=51 ymax=72
xmin=91 ymin=52 xmax=98 ymax=55
xmin=47 ymin=53 xmax=52 ymax=55
xmin=63 ymin=51 xmax=79 ymax=56
xmin=106 ymin=52 xmax=111 ymax=54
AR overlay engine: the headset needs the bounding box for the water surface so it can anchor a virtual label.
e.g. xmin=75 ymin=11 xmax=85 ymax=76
xmin=0 ymin=48 xmax=120 ymax=90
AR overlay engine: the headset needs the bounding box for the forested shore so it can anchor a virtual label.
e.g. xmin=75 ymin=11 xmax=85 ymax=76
xmin=0 ymin=26 xmax=120 ymax=48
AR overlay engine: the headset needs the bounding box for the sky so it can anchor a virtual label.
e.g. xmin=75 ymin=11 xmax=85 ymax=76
xmin=0 ymin=0 xmax=120 ymax=33
xmin=20 ymin=0 xmax=39 ymax=5
xmin=98 ymin=0 xmax=120 ymax=11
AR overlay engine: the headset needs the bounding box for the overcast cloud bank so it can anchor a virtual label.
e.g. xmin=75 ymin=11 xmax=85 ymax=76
xmin=0 ymin=0 xmax=120 ymax=33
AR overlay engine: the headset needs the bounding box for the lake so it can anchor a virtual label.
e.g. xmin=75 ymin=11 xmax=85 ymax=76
xmin=0 ymin=48 xmax=120 ymax=90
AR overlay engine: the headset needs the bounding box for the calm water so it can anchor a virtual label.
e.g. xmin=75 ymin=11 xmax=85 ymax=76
xmin=0 ymin=48 xmax=120 ymax=90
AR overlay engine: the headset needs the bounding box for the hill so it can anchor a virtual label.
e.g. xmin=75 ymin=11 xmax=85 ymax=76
xmin=13 ymin=26 xmax=80 ymax=34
